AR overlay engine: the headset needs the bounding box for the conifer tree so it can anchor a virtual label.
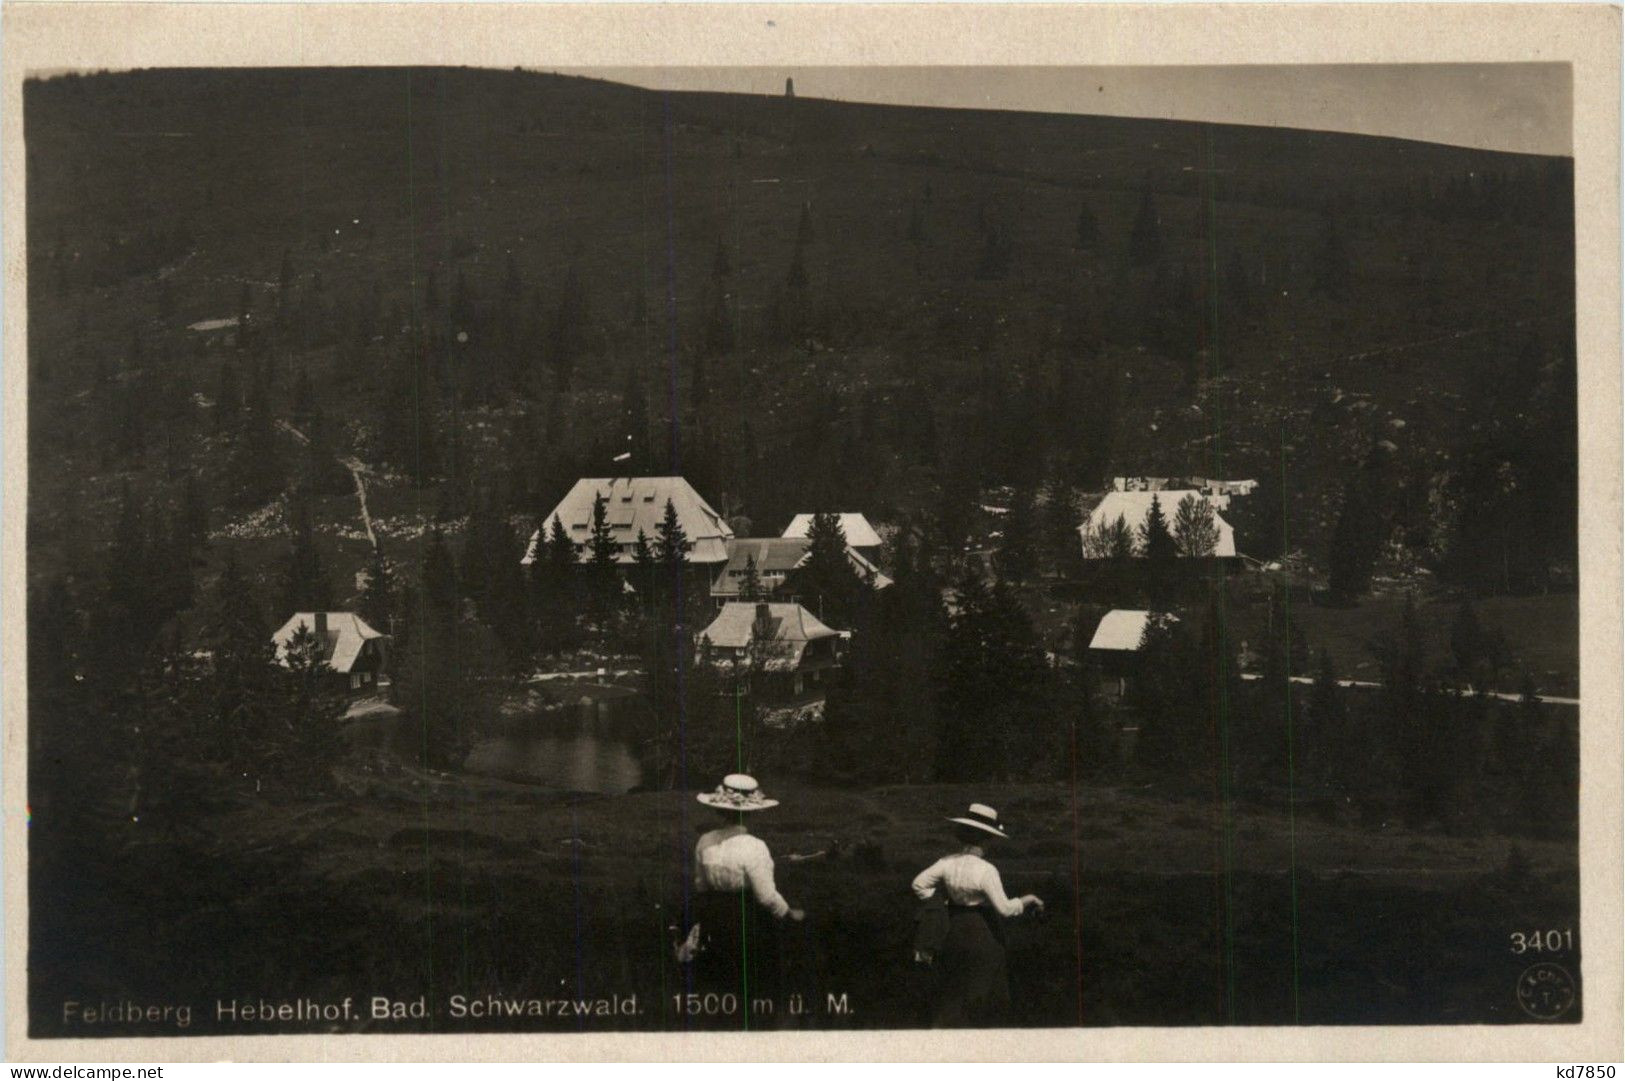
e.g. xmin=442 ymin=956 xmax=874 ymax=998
xmin=586 ymin=491 xmax=622 ymax=613
xmin=273 ymin=621 xmax=345 ymax=784
xmin=995 ymin=485 xmax=1038 ymax=582
xmin=205 ymin=553 xmax=276 ymax=765
xmin=279 ymin=493 xmax=333 ymax=616
xmin=1041 ymin=476 xmax=1079 ymax=570
xmin=421 ymin=528 xmax=459 ymax=614
xmin=630 ymin=527 xmax=657 ymax=608
xmin=935 ymin=570 xmax=1052 ymax=782
xmin=357 ymin=542 xmax=397 ymax=632
xmin=654 ymin=498 xmax=689 ymax=566
xmin=1328 ymin=475 xmax=1382 ymax=603
xmin=739 ymin=554 xmax=765 ymax=602
xmin=789 ymin=511 xmax=863 ymax=625
xmin=1138 ymin=493 xmax=1177 ymax=605
xmin=226 ymin=371 xmax=285 ymax=508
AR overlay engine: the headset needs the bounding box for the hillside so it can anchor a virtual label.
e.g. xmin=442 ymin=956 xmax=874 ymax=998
xmin=28 ymin=773 xmax=1580 ymax=1033
xmin=24 ymin=67 xmax=1577 ymax=611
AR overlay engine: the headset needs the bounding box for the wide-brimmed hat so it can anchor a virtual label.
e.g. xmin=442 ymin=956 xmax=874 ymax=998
xmin=696 ymin=773 xmax=780 ymax=812
xmin=947 ymin=802 xmax=1008 ymax=839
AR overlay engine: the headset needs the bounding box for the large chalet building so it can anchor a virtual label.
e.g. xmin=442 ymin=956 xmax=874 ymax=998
xmin=521 ymin=476 xmax=734 ymax=568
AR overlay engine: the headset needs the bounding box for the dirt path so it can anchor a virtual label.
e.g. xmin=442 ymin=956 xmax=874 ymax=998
xmin=277 ymin=419 xmax=376 ymax=548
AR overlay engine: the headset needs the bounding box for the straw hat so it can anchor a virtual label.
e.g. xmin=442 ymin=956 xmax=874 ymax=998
xmin=696 ymin=773 xmax=780 ymax=812
xmin=947 ymin=802 xmax=1008 ymax=839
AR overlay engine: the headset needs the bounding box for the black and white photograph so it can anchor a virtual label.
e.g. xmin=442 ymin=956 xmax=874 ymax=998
xmin=6 ymin=4 xmax=1621 ymax=1059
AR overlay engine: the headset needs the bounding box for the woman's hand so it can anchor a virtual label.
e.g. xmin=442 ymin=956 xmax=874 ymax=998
xmin=786 ymin=907 xmax=806 ymax=922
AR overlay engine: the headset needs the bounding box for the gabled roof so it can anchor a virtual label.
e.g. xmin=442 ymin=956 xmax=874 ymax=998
xmin=781 ymin=513 xmax=883 ymax=548
xmin=710 ymin=537 xmax=893 ymax=597
xmin=698 ymin=602 xmax=841 ymax=670
xmin=521 ymin=476 xmax=734 ymax=565
xmin=1078 ymin=490 xmax=1236 ymax=558
xmin=271 ymin=612 xmax=387 ymax=673
xmin=1088 ymin=609 xmax=1179 ymax=652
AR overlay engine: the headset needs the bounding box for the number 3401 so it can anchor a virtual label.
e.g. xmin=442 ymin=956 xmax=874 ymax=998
xmin=1510 ymin=928 xmax=1575 ymax=954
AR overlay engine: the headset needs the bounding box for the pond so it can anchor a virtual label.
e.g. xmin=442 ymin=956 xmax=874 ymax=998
xmin=462 ymin=689 xmax=649 ymax=796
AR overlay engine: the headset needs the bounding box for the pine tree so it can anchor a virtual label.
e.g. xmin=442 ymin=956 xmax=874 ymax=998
xmin=1041 ymin=476 xmax=1079 ymax=570
xmin=995 ymin=484 xmax=1038 ymax=582
xmin=630 ymin=527 xmax=657 ymax=607
xmin=421 ymin=528 xmax=459 ymax=614
xmin=357 ymin=542 xmax=397 ymax=632
xmin=935 ymin=571 xmax=1054 ymax=782
xmin=586 ymin=491 xmax=622 ymax=616
xmin=1129 ymin=611 xmax=1200 ymax=781
xmin=739 ymin=554 xmax=765 ymax=602
xmin=273 ymin=621 xmax=345 ymax=785
xmin=1138 ymin=494 xmax=1176 ymax=563
xmin=1138 ymin=494 xmax=1177 ymax=606
xmin=90 ymin=487 xmax=166 ymax=683
xmin=1328 ymin=475 xmax=1382 ymax=603
xmin=381 ymin=347 xmax=438 ymax=488
xmin=788 ymin=510 xmax=863 ymax=625
xmin=279 ymin=492 xmax=333 ymax=616
xmin=587 ymin=492 xmax=619 ymax=566
xmin=391 ymin=536 xmax=506 ymax=770
xmin=654 ymin=498 xmax=689 ymax=566
xmin=205 ymin=553 xmax=277 ymax=765
xmin=225 ymin=371 xmax=285 ymax=508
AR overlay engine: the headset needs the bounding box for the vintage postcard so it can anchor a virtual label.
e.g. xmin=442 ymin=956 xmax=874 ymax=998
xmin=2 ymin=2 xmax=1620 ymax=1064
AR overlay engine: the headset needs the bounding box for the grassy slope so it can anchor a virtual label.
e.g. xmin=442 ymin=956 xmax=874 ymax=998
xmin=29 ymin=772 xmax=1579 ymax=1033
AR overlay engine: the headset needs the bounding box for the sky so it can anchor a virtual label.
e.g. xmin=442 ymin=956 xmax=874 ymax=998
xmin=553 ymin=64 xmax=1572 ymax=157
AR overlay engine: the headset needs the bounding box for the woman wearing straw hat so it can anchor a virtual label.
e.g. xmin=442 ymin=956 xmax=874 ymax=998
xmin=684 ymin=774 xmax=804 ymax=1012
xmin=910 ymin=802 xmax=1043 ymax=1026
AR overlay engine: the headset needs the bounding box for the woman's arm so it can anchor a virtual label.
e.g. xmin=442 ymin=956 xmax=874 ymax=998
xmin=911 ymin=859 xmax=946 ymax=901
xmin=742 ymin=843 xmax=793 ymax=918
xmin=980 ymin=863 xmax=1029 ymax=918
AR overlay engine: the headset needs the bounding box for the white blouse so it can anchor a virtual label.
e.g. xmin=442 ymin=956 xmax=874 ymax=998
xmin=911 ymin=850 xmax=1026 ymax=917
xmin=694 ymin=826 xmax=791 ymax=917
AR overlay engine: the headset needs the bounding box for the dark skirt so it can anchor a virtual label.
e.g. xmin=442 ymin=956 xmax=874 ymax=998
xmin=931 ymin=905 xmax=1010 ymax=1027
xmin=687 ymin=888 xmax=788 ymax=1007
